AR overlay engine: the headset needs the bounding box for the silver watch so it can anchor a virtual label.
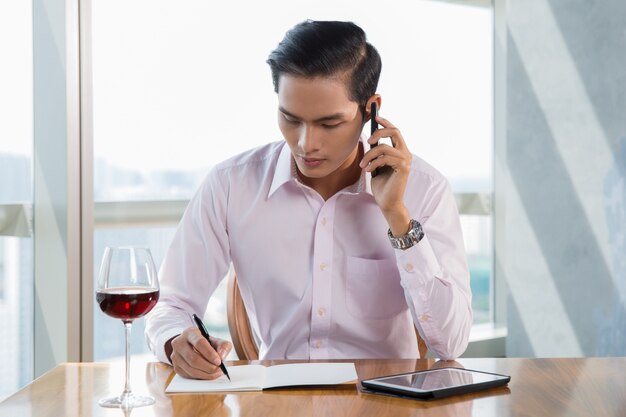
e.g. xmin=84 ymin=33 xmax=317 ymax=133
xmin=388 ymin=219 xmax=424 ymax=250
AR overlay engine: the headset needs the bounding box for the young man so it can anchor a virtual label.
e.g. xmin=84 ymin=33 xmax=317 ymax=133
xmin=146 ymin=20 xmax=472 ymax=380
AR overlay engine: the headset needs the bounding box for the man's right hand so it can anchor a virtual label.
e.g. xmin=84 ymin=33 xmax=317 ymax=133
xmin=165 ymin=327 xmax=233 ymax=380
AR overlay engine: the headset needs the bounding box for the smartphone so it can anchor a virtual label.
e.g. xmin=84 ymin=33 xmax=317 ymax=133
xmin=370 ymin=102 xmax=380 ymax=177
xmin=370 ymin=102 xmax=379 ymax=142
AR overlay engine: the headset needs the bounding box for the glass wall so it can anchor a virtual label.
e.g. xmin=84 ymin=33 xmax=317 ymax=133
xmin=0 ymin=1 xmax=34 ymax=398
xmin=90 ymin=0 xmax=493 ymax=360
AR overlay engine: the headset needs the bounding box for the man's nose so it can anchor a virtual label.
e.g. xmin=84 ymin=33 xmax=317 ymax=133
xmin=298 ymin=125 xmax=321 ymax=154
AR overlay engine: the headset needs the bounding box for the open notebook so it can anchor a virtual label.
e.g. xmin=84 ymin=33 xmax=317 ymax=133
xmin=166 ymin=362 xmax=358 ymax=393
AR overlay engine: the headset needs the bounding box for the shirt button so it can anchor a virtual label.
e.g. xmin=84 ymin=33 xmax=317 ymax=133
xmin=317 ymin=308 xmax=326 ymax=317
xmin=320 ymin=263 xmax=327 ymax=271
xmin=314 ymin=341 xmax=321 ymax=348
xmin=404 ymin=263 xmax=414 ymax=273
xmin=419 ymin=314 xmax=430 ymax=322
xmin=321 ymin=217 xmax=327 ymax=226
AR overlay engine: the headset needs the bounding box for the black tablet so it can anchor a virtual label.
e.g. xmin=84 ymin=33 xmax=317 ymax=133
xmin=361 ymin=367 xmax=510 ymax=400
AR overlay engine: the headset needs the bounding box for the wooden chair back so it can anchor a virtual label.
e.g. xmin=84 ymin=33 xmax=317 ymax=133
xmin=226 ymin=270 xmax=259 ymax=360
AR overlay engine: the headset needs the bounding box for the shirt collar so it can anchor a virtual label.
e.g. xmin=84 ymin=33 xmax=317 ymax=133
xmin=268 ymin=142 xmax=295 ymax=198
xmin=268 ymin=139 xmax=373 ymax=199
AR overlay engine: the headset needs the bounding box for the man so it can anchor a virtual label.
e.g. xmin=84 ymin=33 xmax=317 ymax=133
xmin=145 ymin=20 xmax=472 ymax=380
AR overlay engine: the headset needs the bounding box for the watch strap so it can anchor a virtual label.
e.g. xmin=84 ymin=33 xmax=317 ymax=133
xmin=387 ymin=219 xmax=424 ymax=250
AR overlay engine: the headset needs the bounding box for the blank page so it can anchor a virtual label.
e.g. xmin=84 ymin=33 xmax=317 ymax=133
xmin=264 ymin=363 xmax=358 ymax=388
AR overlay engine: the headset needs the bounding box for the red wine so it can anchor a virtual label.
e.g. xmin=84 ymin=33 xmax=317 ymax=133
xmin=96 ymin=287 xmax=159 ymax=320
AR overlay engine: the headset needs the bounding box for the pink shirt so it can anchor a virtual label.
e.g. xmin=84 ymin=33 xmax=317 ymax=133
xmin=145 ymin=140 xmax=472 ymax=362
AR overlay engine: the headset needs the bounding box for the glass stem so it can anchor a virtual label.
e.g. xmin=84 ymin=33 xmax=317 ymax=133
xmin=122 ymin=320 xmax=133 ymax=399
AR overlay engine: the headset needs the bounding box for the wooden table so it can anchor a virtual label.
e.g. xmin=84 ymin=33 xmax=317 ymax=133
xmin=1 ymin=357 xmax=625 ymax=417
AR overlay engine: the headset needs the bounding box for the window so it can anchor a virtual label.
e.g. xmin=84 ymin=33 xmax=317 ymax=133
xmin=0 ymin=0 xmax=34 ymax=397
xmin=89 ymin=0 xmax=493 ymax=360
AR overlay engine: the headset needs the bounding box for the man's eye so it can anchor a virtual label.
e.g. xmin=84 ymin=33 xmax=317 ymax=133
xmin=322 ymin=123 xmax=341 ymax=129
xmin=282 ymin=115 xmax=299 ymax=124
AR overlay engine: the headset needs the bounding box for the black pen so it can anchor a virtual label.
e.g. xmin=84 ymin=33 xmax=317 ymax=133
xmin=192 ymin=313 xmax=231 ymax=380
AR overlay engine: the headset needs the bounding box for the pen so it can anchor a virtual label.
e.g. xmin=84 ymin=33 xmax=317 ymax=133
xmin=192 ymin=313 xmax=231 ymax=381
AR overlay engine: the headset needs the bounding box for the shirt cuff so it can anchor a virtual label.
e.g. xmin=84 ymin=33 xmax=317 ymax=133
xmin=154 ymin=327 xmax=186 ymax=365
xmin=394 ymin=234 xmax=440 ymax=287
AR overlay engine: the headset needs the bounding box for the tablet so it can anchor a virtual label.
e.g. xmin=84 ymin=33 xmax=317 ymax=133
xmin=361 ymin=367 xmax=510 ymax=400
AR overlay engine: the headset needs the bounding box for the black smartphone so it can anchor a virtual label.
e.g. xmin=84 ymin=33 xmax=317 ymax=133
xmin=370 ymin=102 xmax=379 ymax=142
xmin=370 ymin=102 xmax=380 ymax=177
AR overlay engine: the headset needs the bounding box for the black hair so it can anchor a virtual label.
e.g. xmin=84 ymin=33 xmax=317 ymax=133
xmin=266 ymin=20 xmax=382 ymax=113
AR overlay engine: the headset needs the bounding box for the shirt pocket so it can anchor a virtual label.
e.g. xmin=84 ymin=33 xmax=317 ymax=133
xmin=345 ymin=256 xmax=408 ymax=320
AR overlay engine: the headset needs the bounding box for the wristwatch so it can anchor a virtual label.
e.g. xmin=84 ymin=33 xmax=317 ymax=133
xmin=388 ymin=219 xmax=424 ymax=250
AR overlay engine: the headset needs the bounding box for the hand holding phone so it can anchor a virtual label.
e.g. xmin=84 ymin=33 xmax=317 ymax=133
xmin=360 ymin=104 xmax=414 ymax=235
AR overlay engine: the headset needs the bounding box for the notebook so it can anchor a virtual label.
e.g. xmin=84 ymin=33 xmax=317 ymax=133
xmin=166 ymin=362 xmax=358 ymax=393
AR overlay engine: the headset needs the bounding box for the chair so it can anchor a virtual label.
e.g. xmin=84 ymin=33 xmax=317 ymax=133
xmin=226 ymin=270 xmax=259 ymax=360
xmin=226 ymin=270 xmax=428 ymax=360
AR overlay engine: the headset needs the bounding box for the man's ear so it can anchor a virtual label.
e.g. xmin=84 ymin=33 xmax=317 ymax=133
xmin=365 ymin=95 xmax=382 ymax=121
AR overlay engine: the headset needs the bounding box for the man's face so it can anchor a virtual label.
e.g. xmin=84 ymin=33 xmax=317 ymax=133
xmin=277 ymin=74 xmax=364 ymax=181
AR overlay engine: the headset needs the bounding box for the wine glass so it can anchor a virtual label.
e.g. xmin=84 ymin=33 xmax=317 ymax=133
xmin=96 ymin=246 xmax=160 ymax=408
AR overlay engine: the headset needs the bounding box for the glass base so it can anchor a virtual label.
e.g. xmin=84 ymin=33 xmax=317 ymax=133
xmin=98 ymin=393 xmax=155 ymax=408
